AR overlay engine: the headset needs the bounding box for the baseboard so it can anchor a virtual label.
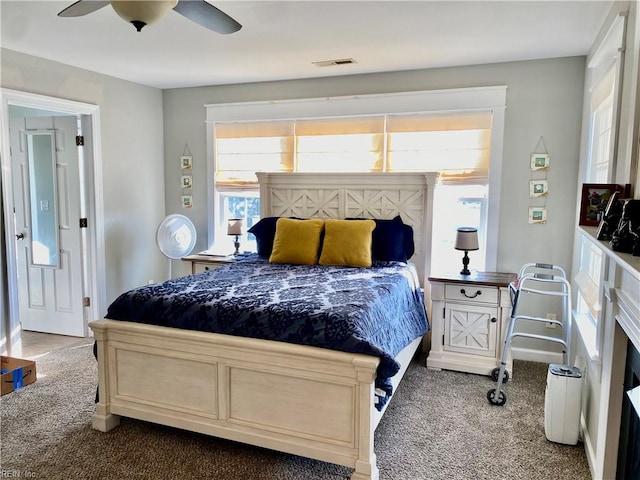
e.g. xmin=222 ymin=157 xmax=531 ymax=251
xmin=581 ymin=414 xmax=597 ymax=479
xmin=510 ymin=346 xmax=564 ymax=364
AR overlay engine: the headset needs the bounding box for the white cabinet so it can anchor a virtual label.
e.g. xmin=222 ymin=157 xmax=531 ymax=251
xmin=444 ymin=302 xmax=498 ymax=358
xmin=427 ymin=272 xmax=516 ymax=376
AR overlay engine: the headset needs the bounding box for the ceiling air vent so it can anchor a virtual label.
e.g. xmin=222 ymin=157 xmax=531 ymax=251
xmin=312 ymin=58 xmax=357 ymax=67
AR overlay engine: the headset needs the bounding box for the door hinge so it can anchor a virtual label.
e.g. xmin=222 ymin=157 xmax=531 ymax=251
xmin=76 ymin=135 xmax=84 ymax=146
xmin=79 ymin=218 xmax=88 ymax=228
xmin=83 ymin=297 xmax=91 ymax=307
xmin=442 ymin=307 xmax=445 ymax=318
xmin=443 ymin=334 xmax=445 ymax=345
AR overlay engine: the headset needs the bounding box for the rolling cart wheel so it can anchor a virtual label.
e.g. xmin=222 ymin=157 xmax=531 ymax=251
xmin=490 ymin=367 xmax=510 ymax=384
xmin=487 ymin=388 xmax=507 ymax=406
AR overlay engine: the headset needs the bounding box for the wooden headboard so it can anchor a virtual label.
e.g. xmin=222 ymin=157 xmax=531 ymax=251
xmin=257 ymin=172 xmax=438 ymax=291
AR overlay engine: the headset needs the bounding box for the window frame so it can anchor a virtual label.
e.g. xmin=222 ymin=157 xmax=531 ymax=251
xmin=582 ymin=13 xmax=626 ymax=185
xmin=573 ymin=13 xmax=626 ymax=372
xmin=206 ymin=87 xmax=507 ymax=270
xmin=212 ymin=188 xmax=260 ymax=255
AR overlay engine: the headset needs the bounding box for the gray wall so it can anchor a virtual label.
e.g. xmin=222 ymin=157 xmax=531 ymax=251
xmin=163 ymin=57 xmax=585 ymax=285
xmin=1 ymin=48 xmax=166 ymax=307
xmin=0 ymin=48 xmax=586 ymax=358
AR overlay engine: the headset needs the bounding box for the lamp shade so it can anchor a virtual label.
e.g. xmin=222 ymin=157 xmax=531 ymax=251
xmin=455 ymin=227 xmax=479 ymax=251
xmin=111 ymin=1 xmax=178 ymax=30
xmin=227 ymin=218 xmax=243 ymax=236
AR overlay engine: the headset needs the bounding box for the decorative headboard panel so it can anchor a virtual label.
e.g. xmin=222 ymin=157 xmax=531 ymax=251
xmin=257 ymin=172 xmax=438 ymax=290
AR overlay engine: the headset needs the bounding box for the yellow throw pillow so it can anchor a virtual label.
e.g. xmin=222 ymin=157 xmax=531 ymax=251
xmin=319 ymin=219 xmax=376 ymax=268
xmin=269 ymin=218 xmax=325 ymax=265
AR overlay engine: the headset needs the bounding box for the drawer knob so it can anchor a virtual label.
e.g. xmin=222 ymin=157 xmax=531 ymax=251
xmin=205 ymin=266 xmax=210 ymax=270
xmin=460 ymin=288 xmax=482 ymax=299
xmin=490 ymin=317 xmax=497 ymax=323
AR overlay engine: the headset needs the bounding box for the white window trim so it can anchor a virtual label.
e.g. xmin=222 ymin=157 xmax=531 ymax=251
xmin=205 ymin=86 xmax=507 ymax=270
xmin=573 ymin=13 xmax=627 ymax=369
xmin=585 ymin=12 xmax=627 ymax=184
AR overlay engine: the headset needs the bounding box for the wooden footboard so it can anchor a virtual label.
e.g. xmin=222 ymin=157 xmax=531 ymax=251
xmin=90 ymin=320 xmax=420 ymax=479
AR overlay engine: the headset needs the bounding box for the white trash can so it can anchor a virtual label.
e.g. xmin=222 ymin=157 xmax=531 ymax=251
xmin=544 ymin=364 xmax=582 ymax=445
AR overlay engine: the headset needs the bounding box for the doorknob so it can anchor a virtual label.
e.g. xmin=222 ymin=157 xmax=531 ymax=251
xmin=15 ymin=233 xmax=25 ymax=240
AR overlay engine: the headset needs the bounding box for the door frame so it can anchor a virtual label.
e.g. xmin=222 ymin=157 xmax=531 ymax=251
xmin=0 ymin=89 xmax=105 ymax=353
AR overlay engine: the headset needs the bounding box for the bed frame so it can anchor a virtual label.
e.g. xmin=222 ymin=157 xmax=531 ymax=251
xmin=90 ymin=172 xmax=438 ymax=480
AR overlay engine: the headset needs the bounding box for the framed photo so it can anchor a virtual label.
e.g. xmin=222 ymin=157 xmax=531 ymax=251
xmin=596 ymin=191 xmax=623 ymax=240
xmin=181 ymin=175 xmax=192 ymax=189
xmin=181 ymin=194 xmax=193 ymax=208
xmin=180 ymin=155 xmax=192 ymax=169
xmin=530 ymin=153 xmax=550 ymax=171
xmin=529 ymin=180 xmax=549 ymax=198
xmin=579 ymin=183 xmax=626 ymax=226
xmin=528 ymin=207 xmax=547 ymax=224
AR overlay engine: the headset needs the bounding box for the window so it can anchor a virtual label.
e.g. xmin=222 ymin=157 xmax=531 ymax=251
xmin=573 ymin=13 xmax=626 ymax=366
xmin=206 ymin=87 xmax=506 ymax=267
xmin=296 ymin=117 xmax=384 ymax=172
xmin=583 ymin=14 xmax=625 ymax=184
xmin=587 ymin=66 xmax=615 ymax=183
xmin=213 ymin=191 xmax=260 ymax=254
xmin=431 ymin=184 xmax=488 ymax=274
xmin=212 ymin=122 xmax=291 ymax=253
xmin=574 ymin=235 xmax=604 ymax=361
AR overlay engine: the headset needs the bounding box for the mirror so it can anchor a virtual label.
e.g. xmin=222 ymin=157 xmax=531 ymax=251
xmin=26 ymin=131 xmax=59 ymax=268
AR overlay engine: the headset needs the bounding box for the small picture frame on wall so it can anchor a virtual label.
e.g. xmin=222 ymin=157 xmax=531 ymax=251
xmin=180 ymin=155 xmax=193 ymax=169
xmin=181 ymin=195 xmax=193 ymax=208
xmin=529 ymin=180 xmax=549 ymax=198
xmin=528 ymin=207 xmax=547 ymax=224
xmin=181 ymin=175 xmax=192 ymax=189
xmin=530 ymin=153 xmax=550 ymax=171
xmin=579 ymin=183 xmax=626 ymax=226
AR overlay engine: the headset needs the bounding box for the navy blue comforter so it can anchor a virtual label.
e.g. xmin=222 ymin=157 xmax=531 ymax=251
xmin=106 ymin=255 xmax=428 ymax=409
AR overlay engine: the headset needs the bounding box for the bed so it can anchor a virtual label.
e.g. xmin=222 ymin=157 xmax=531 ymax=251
xmin=90 ymin=172 xmax=437 ymax=480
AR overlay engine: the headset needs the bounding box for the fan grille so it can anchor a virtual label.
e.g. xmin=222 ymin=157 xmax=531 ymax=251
xmin=156 ymin=214 xmax=196 ymax=259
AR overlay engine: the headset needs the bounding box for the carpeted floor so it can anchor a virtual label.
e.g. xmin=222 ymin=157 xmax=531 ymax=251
xmin=1 ymin=340 xmax=591 ymax=479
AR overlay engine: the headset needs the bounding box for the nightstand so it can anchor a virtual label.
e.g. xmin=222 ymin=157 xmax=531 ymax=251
xmin=182 ymin=254 xmax=237 ymax=274
xmin=427 ymin=271 xmax=517 ymax=377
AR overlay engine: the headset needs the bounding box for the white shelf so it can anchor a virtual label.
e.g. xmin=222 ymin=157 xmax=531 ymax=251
xmin=577 ymin=226 xmax=640 ymax=281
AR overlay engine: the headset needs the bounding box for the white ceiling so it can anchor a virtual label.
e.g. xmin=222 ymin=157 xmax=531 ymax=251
xmin=1 ymin=1 xmax=613 ymax=90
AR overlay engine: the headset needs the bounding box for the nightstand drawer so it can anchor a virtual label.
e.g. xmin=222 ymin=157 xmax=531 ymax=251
xmin=183 ymin=254 xmax=237 ymax=274
xmin=193 ymin=262 xmax=225 ymax=274
xmin=444 ymin=284 xmax=498 ymax=304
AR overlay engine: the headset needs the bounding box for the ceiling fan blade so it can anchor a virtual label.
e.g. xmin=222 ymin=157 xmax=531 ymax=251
xmin=173 ymin=0 xmax=242 ymax=34
xmin=58 ymin=0 xmax=110 ymax=17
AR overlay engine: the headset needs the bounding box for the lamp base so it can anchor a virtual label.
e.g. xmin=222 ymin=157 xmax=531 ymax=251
xmin=233 ymin=235 xmax=240 ymax=256
xmin=460 ymin=250 xmax=471 ymax=276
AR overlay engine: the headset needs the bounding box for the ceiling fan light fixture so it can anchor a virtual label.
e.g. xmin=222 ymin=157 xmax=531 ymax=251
xmin=111 ymin=1 xmax=178 ymax=31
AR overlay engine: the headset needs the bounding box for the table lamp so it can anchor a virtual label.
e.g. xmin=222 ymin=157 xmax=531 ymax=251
xmin=227 ymin=218 xmax=243 ymax=256
xmin=455 ymin=227 xmax=479 ymax=275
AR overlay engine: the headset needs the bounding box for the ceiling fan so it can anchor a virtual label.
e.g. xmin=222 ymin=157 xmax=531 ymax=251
xmin=58 ymin=0 xmax=242 ymax=33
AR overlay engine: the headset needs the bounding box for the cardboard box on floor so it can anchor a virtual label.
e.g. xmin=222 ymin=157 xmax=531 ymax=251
xmin=1 ymin=356 xmax=36 ymax=395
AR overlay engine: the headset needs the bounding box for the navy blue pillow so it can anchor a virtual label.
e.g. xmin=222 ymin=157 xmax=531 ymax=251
xmin=247 ymin=217 xmax=280 ymax=257
xmin=402 ymin=223 xmax=415 ymax=260
xmin=348 ymin=215 xmax=412 ymax=262
xmin=372 ymin=216 xmax=407 ymax=262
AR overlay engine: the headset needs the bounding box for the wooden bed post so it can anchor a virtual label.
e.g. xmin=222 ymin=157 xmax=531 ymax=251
xmin=91 ymin=321 xmax=120 ymax=432
xmin=352 ymin=358 xmax=380 ymax=480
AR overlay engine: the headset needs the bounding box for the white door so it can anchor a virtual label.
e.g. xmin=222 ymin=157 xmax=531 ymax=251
xmin=10 ymin=115 xmax=85 ymax=336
